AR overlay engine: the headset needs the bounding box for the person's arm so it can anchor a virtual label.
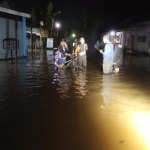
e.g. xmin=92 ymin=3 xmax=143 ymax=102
xmin=65 ymin=51 xmax=71 ymax=56
xmin=85 ymin=43 xmax=88 ymax=50
xmin=75 ymin=45 xmax=80 ymax=56
xmin=65 ymin=46 xmax=69 ymax=52
xmin=99 ymin=44 xmax=105 ymax=54
xmin=64 ymin=46 xmax=71 ymax=56
xmin=58 ymin=45 xmax=65 ymax=57
xmin=64 ymin=46 xmax=70 ymax=56
xmin=64 ymin=42 xmax=69 ymax=53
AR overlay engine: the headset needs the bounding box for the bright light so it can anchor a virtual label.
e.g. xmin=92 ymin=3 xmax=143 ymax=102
xmin=55 ymin=22 xmax=60 ymax=28
xmin=133 ymin=111 xmax=150 ymax=148
xmin=40 ymin=21 xmax=43 ymax=26
xmin=110 ymin=31 xmax=115 ymax=36
xmin=72 ymin=33 xmax=76 ymax=37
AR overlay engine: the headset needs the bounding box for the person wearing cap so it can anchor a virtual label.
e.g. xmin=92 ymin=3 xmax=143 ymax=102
xmin=57 ymin=39 xmax=71 ymax=68
xmin=113 ymin=36 xmax=123 ymax=73
xmin=75 ymin=37 xmax=88 ymax=71
xmin=99 ymin=35 xmax=114 ymax=74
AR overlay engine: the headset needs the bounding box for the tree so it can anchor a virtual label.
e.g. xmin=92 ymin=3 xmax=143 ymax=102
xmin=62 ymin=22 xmax=72 ymax=39
xmin=28 ymin=1 xmax=61 ymax=48
xmin=29 ymin=1 xmax=61 ymax=37
xmin=45 ymin=2 xmax=61 ymax=37
xmin=30 ymin=2 xmax=43 ymax=27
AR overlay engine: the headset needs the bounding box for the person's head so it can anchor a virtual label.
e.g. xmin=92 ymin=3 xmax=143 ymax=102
xmin=114 ymin=36 xmax=120 ymax=43
xmin=103 ymin=35 xmax=110 ymax=43
xmin=80 ymin=37 xmax=85 ymax=44
xmin=60 ymin=39 xmax=65 ymax=45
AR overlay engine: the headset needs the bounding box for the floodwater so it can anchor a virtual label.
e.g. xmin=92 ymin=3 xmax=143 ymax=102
xmin=0 ymin=49 xmax=150 ymax=150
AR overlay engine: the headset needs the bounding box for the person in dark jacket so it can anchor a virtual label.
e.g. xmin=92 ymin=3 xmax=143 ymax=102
xmin=113 ymin=36 xmax=123 ymax=73
xmin=57 ymin=39 xmax=71 ymax=68
xmin=58 ymin=39 xmax=70 ymax=58
xmin=94 ymin=38 xmax=105 ymax=64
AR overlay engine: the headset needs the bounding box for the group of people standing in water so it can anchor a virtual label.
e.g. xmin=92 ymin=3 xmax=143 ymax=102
xmin=95 ymin=35 xmax=123 ymax=74
xmin=55 ymin=34 xmax=122 ymax=74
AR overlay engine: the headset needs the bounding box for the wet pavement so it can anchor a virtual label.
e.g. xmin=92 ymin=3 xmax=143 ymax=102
xmin=0 ymin=49 xmax=150 ymax=150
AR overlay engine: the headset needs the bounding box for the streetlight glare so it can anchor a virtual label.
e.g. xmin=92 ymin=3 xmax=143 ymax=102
xmin=72 ymin=33 xmax=76 ymax=37
xmin=110 ymin=31 xmax=115 ymax=36
xmin=40 ymin=21 xmax=43 ymax=26
xmin=55 ymin=22 xmax=60 ymax=28
xmin=55 ymin=22 xmax=60 ymax=38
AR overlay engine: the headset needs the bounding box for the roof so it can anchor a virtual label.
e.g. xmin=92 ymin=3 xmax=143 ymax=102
xmin=0 ymin=0 xmax=30 ymax=18
xmin=114 ymin=12 xmax=150 ymax=30
xmin=0 ymin=6 xmax=31 ymax=18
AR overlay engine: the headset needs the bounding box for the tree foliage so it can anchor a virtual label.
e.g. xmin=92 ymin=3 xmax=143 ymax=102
xmin=30 ymin=1 xmax=61 ymax=37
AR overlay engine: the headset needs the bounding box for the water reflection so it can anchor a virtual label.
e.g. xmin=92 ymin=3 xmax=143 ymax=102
xmin=74 ymin=70 xmax=89 ymax=98
xmin=100 ymin=74 xmax=114 ymax=114
xmin=52 ymin=70 xmax=70 ymax=99
xmin=52 ymin=69 xmax=89 ymax=99
xmin=1 ymin=50 xmax=150 ymax=149
xmin=133 ymin=111 xmax=150 ymax=148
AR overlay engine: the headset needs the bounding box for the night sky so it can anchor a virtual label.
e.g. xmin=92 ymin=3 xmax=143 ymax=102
xmin=16 ymin=0 xmax=149 ymax=23
xmin=1 ymin=0 xmax=149 ymax=32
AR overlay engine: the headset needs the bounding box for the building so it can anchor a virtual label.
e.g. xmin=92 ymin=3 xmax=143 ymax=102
xmin=0 ymin=0 xmax=30 ymax=60
xmin=101 ymin=13 xmax=150 ymax=55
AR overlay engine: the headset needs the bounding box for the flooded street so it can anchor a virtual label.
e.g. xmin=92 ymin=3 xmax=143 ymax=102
xmin=0 ymin=49 xmax=150 ymax=150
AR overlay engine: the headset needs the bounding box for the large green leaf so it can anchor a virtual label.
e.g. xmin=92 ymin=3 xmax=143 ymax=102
xmin=47 ymin=2 xmax=53 ymax=13
xmin=54 ymin=11 xmax=61 ymax=17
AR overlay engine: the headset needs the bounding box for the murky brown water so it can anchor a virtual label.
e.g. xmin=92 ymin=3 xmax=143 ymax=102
xmin=0 ymin=49 xmax=150 ymax=150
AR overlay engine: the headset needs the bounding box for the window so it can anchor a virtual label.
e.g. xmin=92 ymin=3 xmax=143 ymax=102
xmin=137 ymin=36 xmax=146 ymax=42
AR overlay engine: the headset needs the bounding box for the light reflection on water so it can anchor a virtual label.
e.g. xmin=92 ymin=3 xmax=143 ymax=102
xmin=98 ymin=61 xmax=150 ymax=149
xmin=74 ymin=71 xmax=89 ymax=98
xmin=52 ymin=69 xmax=89 ymax=99
xmin=0 ymin=50 xmax=150 ymax=149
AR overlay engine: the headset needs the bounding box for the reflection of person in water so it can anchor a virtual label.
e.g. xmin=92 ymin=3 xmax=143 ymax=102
xmin=52 ymin=67 xmax=89 ymax=99
xmin=52 ymin=70 xmax=71 ymax=99
xmin=100 ymin=75 xmax=113 ymax=113
xmin=74 ymin=71 xmax=88 ymax=98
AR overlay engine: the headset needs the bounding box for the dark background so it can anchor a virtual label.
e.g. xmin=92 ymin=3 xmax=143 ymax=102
xmin=1 ymin=0 xmax=149 ymax=29
xmin=1 ymin=0 xmax=150 ymax=44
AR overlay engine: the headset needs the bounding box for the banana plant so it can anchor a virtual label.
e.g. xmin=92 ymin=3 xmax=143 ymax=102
xmin=30 ymin=2 xmax=43 ymax=27
xmin=45 ymin=2 xmax=61 ymax=37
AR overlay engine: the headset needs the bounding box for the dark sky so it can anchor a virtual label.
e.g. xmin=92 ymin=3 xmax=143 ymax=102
xmin=48 ymin=0 xmax=148 ymax=29
xmin=30 ymin=0 xmax=149 ymax=26
xmin=1 ymin=0 xmax=149 ymax=30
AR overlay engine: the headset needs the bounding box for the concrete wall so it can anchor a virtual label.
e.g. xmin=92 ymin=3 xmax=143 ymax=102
xmin=134 ymin=27 xmax=150 ymax=53
xmin=122 ymin=26 xmax=150 ymax=53
xmin=0 ymin=17 xmax=23 ymax=59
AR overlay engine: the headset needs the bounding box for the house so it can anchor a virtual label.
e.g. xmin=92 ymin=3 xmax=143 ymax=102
xmin=101 ymin=13 xmax=150 ymax=55
xmin=0 ymin=0 xmax=30 ymax=60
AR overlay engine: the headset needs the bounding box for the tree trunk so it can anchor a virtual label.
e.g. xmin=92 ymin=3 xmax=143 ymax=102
xmin=50 ymin=15 xmax=54 ymax=37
